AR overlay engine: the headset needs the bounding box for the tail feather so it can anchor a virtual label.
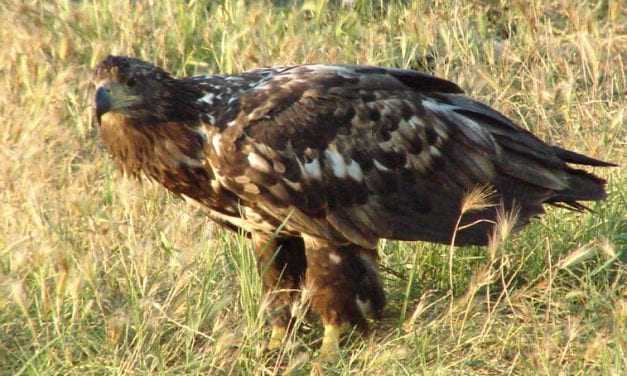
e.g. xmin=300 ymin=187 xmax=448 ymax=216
xmin=551 ymin=146 xmax=617 ymax=167
xmin=549 ymin=167 xmax=608 ymax=206
xmin=550 ymin=147 xmax=614 ymax=206
xmin=440 ymin=93 xmax=616 ymax=218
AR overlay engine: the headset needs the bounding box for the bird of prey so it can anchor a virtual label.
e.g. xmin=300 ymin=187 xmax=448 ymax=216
xmin=93 ymin=55 xmax=614 ymax=359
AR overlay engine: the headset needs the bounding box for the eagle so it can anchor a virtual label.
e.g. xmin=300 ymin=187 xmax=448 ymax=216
xmin=94 ymin=55 xmax=614 ymax=359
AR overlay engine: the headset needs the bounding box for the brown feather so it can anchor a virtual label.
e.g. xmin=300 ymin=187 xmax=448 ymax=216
xmin=93 ymin=56 xmax=615 ymax=355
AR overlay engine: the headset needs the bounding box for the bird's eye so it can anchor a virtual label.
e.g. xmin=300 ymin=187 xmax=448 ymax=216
xmin=127 ymin=77 xmax=137 ymax=87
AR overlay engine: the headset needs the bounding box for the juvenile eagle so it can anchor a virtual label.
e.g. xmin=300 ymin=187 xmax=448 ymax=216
xmin=94 ymin=55 xmax=613 ymax=359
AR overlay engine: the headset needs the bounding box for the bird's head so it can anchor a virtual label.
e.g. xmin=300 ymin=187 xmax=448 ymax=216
xmin=94 ymin=55 xmax=202 ymax=126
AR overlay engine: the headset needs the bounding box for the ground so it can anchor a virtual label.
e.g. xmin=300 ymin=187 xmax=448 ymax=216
xmin=0 ymin=0 xmax=625 ymax=374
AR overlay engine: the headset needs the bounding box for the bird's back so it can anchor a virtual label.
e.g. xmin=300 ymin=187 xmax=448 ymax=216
xmin=202 ymin=64 xmax=614 ymax=246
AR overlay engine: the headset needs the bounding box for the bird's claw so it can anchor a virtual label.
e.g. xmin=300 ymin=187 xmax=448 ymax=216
xmin=267 ymin=325 xmax=287 ymax=351
xmin=318 ymin=323 xmax=349 ymax=362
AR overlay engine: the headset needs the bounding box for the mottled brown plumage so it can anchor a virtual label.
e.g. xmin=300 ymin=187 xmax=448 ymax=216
xmin=93 ymin=55 xmax=614 ymax=359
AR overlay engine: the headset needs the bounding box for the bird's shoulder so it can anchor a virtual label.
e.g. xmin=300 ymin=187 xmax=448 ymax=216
xmin=212 ymin=65 xmax=470 ymax=164
xmin=202 ymin=67 xmax=476 ymax=239
xmin=229 ymin=64 xmax=463 ymax=115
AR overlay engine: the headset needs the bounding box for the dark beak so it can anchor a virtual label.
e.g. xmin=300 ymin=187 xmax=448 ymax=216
xmin=95 ymin=86 xmax=111 ymax=124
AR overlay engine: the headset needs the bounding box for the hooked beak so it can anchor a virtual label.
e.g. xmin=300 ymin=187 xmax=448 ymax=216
xmin=95 ymin=86 xmax=111 ymax=124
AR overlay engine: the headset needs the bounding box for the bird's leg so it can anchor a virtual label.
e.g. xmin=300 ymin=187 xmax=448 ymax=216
xmin=319 ymin=321 xmax=350 ymax=361
xmin=302 ymin=236 xmax=385 ymax=361
xmin=252 ymin=233 xmax=306 ymax=350
xmin=349 ymin=245 xmax=386 ymax=321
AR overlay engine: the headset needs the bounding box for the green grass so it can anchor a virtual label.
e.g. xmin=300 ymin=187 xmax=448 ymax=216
xmin=0 ymin=0 xmax=625 ymax=374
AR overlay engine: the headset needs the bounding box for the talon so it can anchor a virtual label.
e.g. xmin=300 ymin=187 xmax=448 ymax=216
xmin=267 ymin=325 xmax=287 ymax=351
xmin=319 ymin=323 xmax=349 ymax=361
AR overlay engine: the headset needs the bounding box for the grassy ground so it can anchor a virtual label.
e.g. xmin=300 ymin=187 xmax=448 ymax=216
xmin=0 ymin=0 xmax=625 ymax=374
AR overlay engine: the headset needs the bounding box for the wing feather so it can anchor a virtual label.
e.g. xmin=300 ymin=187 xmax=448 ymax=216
xmin=208 ymin=65 xmax=600 ymax=246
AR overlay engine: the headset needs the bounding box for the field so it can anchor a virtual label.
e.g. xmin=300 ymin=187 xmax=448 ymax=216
xmin=0 ymin=0 xmax=625 ymax=374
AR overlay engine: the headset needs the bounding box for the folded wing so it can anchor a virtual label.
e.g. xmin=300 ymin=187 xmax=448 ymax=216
xmin=208 ymin=65 xmax=611 ymax=247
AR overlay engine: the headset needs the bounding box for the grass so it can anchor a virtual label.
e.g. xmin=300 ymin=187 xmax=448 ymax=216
xmin=0 ymin=0 xmax=625 ymax=374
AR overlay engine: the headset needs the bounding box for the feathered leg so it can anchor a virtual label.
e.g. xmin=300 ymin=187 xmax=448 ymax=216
xmin=252 ymin=233 xmax=307 ymax=350
xmin=302 ymin=236 xmax=385 ymax=360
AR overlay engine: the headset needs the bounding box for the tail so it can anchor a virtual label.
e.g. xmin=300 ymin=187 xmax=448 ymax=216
xmin=426 ymin=93 xmax=616 ymax=245
xmin=551 ymin=146 xmax=617 ymax=167
xmin=548 ymin=168 xmax=607 ymax=210
xmin=547 ymin=147 xmax=616 ymax=210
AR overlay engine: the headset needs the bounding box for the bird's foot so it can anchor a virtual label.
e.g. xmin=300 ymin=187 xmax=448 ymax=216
xmin=267 ymin=325 xmax=288 ymax=351
xmin=318 ymin=323 xmax=349 ymax=362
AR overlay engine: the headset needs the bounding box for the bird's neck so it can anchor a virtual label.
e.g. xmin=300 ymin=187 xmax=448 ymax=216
xmin=179 ymin=72 xmax=270 ymax=129
xmin=99 ymin=110 xmax=222 ymax=201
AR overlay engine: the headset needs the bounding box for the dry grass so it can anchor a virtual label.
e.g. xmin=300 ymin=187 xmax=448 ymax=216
xmin=0 ymin=0 xmax=625 ymax=374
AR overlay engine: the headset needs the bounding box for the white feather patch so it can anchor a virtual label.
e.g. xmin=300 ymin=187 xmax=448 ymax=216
xmin=324 ymin=148 xmax=347 ymax=178
xmin=434 ymin=124 xmax=448 ymax=140
xmin=421 ymin=98 xmax=457 ymax=112
xmin=412 ymin=151 xmax=432 ymax=172
xmin=212 ymin=134 xmax=222 ymax=156
xmin=244 ymin=183 xmax=260 ymax=194
xmin=373 ymin=159 xmax=391 ymax=172
xmin=210 ymin=179 xmax=221 ymax=191
xmin=283 ymin=178 xmax=302 ymax=191
xmin=356 ymin=296 xmax=373 ymax=317
xmin=198 ymin=92 xmax=215 ymax=105
xmin=346 ymin=159 xmax=363 ymax=181
xmin=429 ymin=146 xmax=441 ymax=157
xmin=303 ymin=158 xmax=322 ymax=180
xmin=329 ymin=252 xmax=342 ymax=264
xmin=194 ymin=126 xmax=209 ymax=142
xmin=408 ymin=115 xmax=424 ymax=129
xmin=247 ymin=152 xmax=272 ymax=173
xmin=201 ymin=114 xmax=215 ymax=124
